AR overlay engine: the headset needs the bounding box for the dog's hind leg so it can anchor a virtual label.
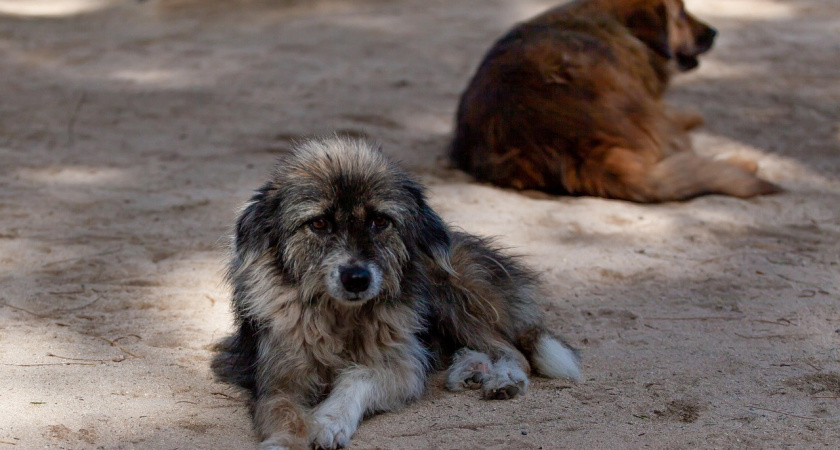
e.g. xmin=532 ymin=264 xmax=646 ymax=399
xmin=585 ymin=148 xmax=782 ymax=202
xmin=445 ymin=348 xmax=492 ymax=391
xmin=481 ymin=351 xmax=531 ymax=400
xmin=464 ymin=324 xmax=580 ymax=398
xmin=445 ymin=335 xmax=532 ymax=400
xmin=441 ymin=233 xmax=581 ymax=398
xmin=451 ymin=331 xmax=578 ymax=399
xmin=643 ymin=151 xmax=781 ymax=201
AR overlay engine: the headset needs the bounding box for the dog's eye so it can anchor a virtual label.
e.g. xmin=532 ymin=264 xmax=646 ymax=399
xmin=309 ymin=218 xmax=331 ymax=233
xmin=370 ymin=215 xmax=389 ymax=230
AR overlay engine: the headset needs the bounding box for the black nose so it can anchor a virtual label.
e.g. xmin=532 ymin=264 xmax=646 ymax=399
xmin=696 ymin=26 xmax=717 ymax=52
xmin=340 ymin=267 xmax=371 ymax=294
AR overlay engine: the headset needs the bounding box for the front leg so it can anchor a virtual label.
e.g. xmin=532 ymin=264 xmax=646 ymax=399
xmin=254 ymin=391 xmax=310 ymax=450
xmin=665 ymin=105 xmax=705 ymax=131
xmin=311 ymin=349 xmax=427 ymax=449
xmin=251 ymin=333 xmax=321 ymax=450
xmin=309 ymin=369 xmax=370 ymax=449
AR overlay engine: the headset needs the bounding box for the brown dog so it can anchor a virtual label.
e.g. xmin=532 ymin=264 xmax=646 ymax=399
xmin=451 ymin=0 xmax=780 ymax=202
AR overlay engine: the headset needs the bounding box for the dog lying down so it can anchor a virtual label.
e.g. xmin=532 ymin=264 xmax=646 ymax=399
xmin=213 ymin=136 xmax=580 ymax=449
xmin=451 ymin=0 xmax=781 ymax=202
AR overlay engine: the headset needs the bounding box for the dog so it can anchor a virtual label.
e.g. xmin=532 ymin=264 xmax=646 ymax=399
xmin=212 ymin=136 xmax=581 ymax=449
xmin=450 ymin=0 xmax=780 ymax=202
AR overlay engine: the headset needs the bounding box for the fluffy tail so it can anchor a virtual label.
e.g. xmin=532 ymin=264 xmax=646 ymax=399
xmin=642 ymin=152 xmax=781 ymax=201
xmin=529 ymin=333 xmax=581 ymax=381
xmin=576 ymin=148 xmax=782 ymax=202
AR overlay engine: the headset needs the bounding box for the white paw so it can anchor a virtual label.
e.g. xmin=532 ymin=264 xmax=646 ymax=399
xmin=481 ymin=358 xmax=529 ymax=400
xmin=259 ymin=438 xmax=291 ymax=450
xmin=445 ymin=348 xmax=492 ymax=391
xmin=311 ymin=413 xmax=356 ymax=449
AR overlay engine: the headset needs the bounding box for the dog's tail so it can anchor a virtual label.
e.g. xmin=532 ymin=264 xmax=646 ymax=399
xmin=521 ymin=330 xmax=581 ymax=381
xmin=585 ymin=149 xmax=782 ymax=202
xmin=641 ymin=151 xmax=782 ymax=201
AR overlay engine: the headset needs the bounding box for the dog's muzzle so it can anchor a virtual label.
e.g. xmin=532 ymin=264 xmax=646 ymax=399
xmin=340 ymin=266 xmax=371 ymax=294
xmin=326 ymin=261 xmax=383 ymax=304
xmin=678 ymin=21 xmax=717 ymax=71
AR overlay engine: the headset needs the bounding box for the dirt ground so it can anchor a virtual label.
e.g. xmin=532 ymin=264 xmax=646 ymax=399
xmin=1 ymin=0 xmax=838 ymax=448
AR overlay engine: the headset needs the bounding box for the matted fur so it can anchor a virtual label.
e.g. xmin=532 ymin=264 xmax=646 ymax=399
xmin=451 ymin=0 xmax=781 ymax=202
xmin=213 ymin=136 xmax=580 ymax=449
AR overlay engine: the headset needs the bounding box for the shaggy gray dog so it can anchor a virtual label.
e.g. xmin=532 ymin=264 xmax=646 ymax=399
xmin=213 ymin=137 xmax=580 ymax=449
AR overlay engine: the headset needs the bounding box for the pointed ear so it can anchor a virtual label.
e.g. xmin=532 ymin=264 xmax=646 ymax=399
xmin=625 ymin=3 xmax=672 ymax=59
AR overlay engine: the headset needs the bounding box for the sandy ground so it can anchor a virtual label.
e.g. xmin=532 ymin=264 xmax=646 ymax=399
xmin=1 ymin=0 xmax=839 ymax=448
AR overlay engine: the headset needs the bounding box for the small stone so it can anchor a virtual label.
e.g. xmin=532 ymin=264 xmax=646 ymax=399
xmin=521 ymin=430 xmax=528 ymax=435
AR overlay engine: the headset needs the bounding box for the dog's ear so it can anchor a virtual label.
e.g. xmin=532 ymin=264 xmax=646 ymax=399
xmin=625 ymin=3 xmax=672 ymax=59
xmin=233 ymin=183 xmax=283 ymax=263
xmin=405 ymin=182 xmax=454 ymax=275
xmin=417 ymin=203 xmax=454 ymax=275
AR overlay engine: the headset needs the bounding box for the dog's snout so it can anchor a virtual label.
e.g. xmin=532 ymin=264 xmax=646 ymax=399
xmin=695 ymin=26 xmax=717 ymax=52
xmin=340 ymin=267 xmax=371 ymax=294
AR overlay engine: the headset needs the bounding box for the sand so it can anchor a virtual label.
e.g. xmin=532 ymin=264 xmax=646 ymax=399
xmin=1 ymin=0 xmax=838 ymax=448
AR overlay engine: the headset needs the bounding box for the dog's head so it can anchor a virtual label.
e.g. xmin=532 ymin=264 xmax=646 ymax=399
xmin=232 ymin=137 xmax=451 ymax=307
xmin=621 ymin=0 xmax=716 ymax=71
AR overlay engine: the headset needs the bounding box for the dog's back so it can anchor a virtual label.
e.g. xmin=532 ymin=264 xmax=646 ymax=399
xmin=451 ymin=0 xmax=779 ymax=202
xmin=451 ymin=10 xmax=668 ymax=195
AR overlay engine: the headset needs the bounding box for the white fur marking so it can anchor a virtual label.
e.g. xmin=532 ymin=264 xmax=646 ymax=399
xmin=482 ymin=355 xmax=529 ymax=398
xmin=311 ymin=339 xmax=428 ymax=448
xmin=532 ymin=335 xmax=581 ymax=380
xmin=311 ymin=377 xmax=371 ymax=449
xmin=445 ymin=348 xmax=492 ymax=391
xmin=325 ymin=259 xmax=384 ymax=304
xmin=258 ymin=440 xmax=290 ymax=450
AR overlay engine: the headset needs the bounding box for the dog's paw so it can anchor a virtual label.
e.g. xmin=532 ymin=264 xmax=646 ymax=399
xmin=482 ymin=373 xmax=527 ymax=400
xmin=259 ymin=438 xmax=291 ymax=450
xmin=311 ymin=413 xmax=355 ymax=450
xmin=445 ymin=348 xmax=492 ymax=391
xmin=481 ymin=358 xmax=529 ymax=400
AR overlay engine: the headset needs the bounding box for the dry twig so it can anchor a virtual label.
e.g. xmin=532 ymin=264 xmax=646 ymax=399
xmin=747 ymin=405 xmax=817 ymax=420
xmin=44 ymin=335 xmax=143 ymax=363
xmin=67 ymin=91 xmax=88 ymax=146
xmin=2 ymin=362 xmax=96 ymax=367
xmin=734 ymin=332 xmax=809 ymax=340
xmin=0 ymin=301 xmax=46 ymax=318
xmin=645 ymin=316 xmax=743 ymax=321
xmin=101 ymin=336 xmax=143 ymax=359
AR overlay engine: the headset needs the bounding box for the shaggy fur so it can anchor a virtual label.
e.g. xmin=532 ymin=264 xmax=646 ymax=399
xmin=451 ymin=0 xmax=781 ymax=202
xmin=212 ymin=137 xmax=580 ymax=449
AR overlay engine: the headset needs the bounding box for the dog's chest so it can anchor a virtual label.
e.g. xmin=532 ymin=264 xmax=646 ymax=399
xmin=295 ymin=303 xmax=417 ymax=368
